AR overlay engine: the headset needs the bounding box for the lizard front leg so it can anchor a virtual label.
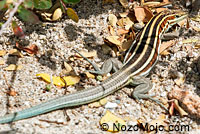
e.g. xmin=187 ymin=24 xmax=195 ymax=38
xmin=73 ymin=49 xmax=123 ymax=75
xmin=128 ymin=76 xmax=168 ymax=111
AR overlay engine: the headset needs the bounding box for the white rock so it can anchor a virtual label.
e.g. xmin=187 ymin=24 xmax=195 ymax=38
xmin=105 ymin=102 xmax=118 ymax=109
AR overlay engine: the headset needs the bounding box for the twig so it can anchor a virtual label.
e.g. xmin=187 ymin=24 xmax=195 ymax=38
xmin=0 ymin=0 xmax=24 ymax=36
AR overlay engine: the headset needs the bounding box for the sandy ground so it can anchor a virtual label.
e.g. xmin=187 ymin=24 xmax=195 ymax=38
xmin=0 ymin=0 xmax=200 ymax=133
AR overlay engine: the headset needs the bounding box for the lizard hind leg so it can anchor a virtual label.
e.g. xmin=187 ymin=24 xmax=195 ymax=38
xmin=129 ymin=76 xmax=168 ymax=111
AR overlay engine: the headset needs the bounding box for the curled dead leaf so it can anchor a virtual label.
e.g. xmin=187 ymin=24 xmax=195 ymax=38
xmin=173 ymin=99 xmax=188 ymax=117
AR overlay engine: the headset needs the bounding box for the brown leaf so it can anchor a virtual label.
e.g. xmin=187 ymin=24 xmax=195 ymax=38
xmin=0 ymin=60 xmax=5 ymax=65
xmin=8 ymin=49 xmax=24 ymax=57
xmin=85 ymin=72 xmax=95 ymax=79
xmin=16 ymin=43 xmax=39 ymax=55
xmin=106 ymin=36 xmax=121 ymax=46
xmin=7 ymin=90 xmax=17 ymax=96
xmin=123 ymin=17 xmax=134 ymax=30
xmin=4 ymin=64 xmax=23 ymax=71
xmin=174 ymin=99 xmax=188 ymax=117
xmin=119 ymin=12 xmax=128 ymax=18
xmin=0 ymin=50 xmax=6 ymax=56
xmin=64 ymin=62 xmax=72 ymax=73
xmin=119 ymin=0 xmax=128 ymax=8
xmin=168 ymin=88 xmax=200 ymax=118
xmin=121 ymin=39 xmax=134 ymax=51
xmin=143 ymin=1 xmax=171 ymax=8
xmin=169 ymin=101 xmax=175 ymax=116
xmin=117 ymin=18 xmax=124 ymax=27
xmin=117 ymin=28 xmax=129 ymax=35
xmin=108 ymin=25 xmax=115 ymax=35
xmin=52 ymin=8 xmax=62 ymax=21
xmin=156 ymin=8 xmax=168 ymax=13
xmin=160 ymin=50 xmax=170 ymax=56
xmin=108 ymin=14 xmax=118 ymax=27
xmin=134 ymin=7 xmax=153 ymax=23
xmin=159 ymin=40 xmax=175 ymax=54
xmin=75 ymin=50 xmax=97 ymax=58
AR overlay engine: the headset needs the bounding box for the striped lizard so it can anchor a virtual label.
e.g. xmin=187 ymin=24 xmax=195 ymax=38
xmin=0 ymin=11 xmax=187 ymax=123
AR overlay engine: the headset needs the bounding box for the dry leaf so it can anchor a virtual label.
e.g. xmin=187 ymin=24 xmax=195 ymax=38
xmin=67 ymin=8 xmax=79 ymax=23
xmin=173 ymin=99 xmax=188 ymax=117
xmin=7 ymin=90 xmax=17 ymax=96
xmin=182 ymin=39 xmax=199 ymax=44
xmin=36 ymin=73 xmax=65 ymax=87
xmin=168 ymin=88 xmax=200 ymax=118
xmin=117 ymin=28 xmax=129 ymax=35
xmin=0 ymin=60 xmax=5 ymax=65
xmin=169 ymin=101 xmax=175 ymax=116
xmin=89 ymin=98 xmax=107 ymax=108
xmin=191 ymin=15 xmax=200 ymax=22
xmin=174 ymin=77 xmax=185 ymax=86
xmin=160 ymin=50 xmax=170 ymax=56
xmin=85 ymin=72 xmax=95 ymax=79
xmin=5 ymin=64 xmax=22 ymax=71
xmin=64 ymin=62 xmax=72 ymax=73
xmin=119 ymin=0 xmax=128 ymax=8
xmin=134 ymin=7 xmax=153 ymax=23
xmin=108 ymin=14 xmax=118 ymax=27
xmin=0 ymin=50 xmax=6 ymax=56
xmin=108 ymin=25 xmax=115 ymax=35
xmin=121 ymin=39 xmax=134 ymax=51
xmin=156 ymin=8 xmax=168 ymax=13
xmin=89 ymin=102 xmax=101 ymax=108
xmin=106 ymin=36 xmax=121 ymax=46
xmin=8 ymin=49 xmax=24 ymax=57
xmin=52 ymin=8 xmax=62 ymax=21
xmin=147 ymin=114 xmax=168 ymax=132
xmin=117 ymin=18 xmax=124 ymax=27
xmin=192 ymin=26 xmax=200 ymax=32
xmin=194 ymin=44 xmax=200 ymax=49
xmin=23 ymin=44 xmax=39 ymax=54
xmin=123 ymin=17 xmax=134 ymax=30
xmin=143 ymin=1 xmax=171 ymax=8
xmin=119 ymin=12 xmax=128 ymax=18
xmin=76 ymin=50 xmax=97 ymax=58
xmin=159 ymin=40 xmax=175 ymax=54
xmin=63 ymin=76 xmax=80 ymax=86
xmin=100 ymin=110 xmax=126 ymax=132
xmin=99 ymin=98 xmax=108 ymax=105
xmin=16 ymin=43 xmax=39 ymax=55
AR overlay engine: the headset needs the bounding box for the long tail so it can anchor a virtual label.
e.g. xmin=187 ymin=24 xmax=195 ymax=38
xmin=0 ymin=69 xmax=129 ymax=124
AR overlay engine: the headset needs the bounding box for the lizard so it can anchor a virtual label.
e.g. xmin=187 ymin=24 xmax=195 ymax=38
xmin=0 ymin=10 xmax=187 ymax=124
